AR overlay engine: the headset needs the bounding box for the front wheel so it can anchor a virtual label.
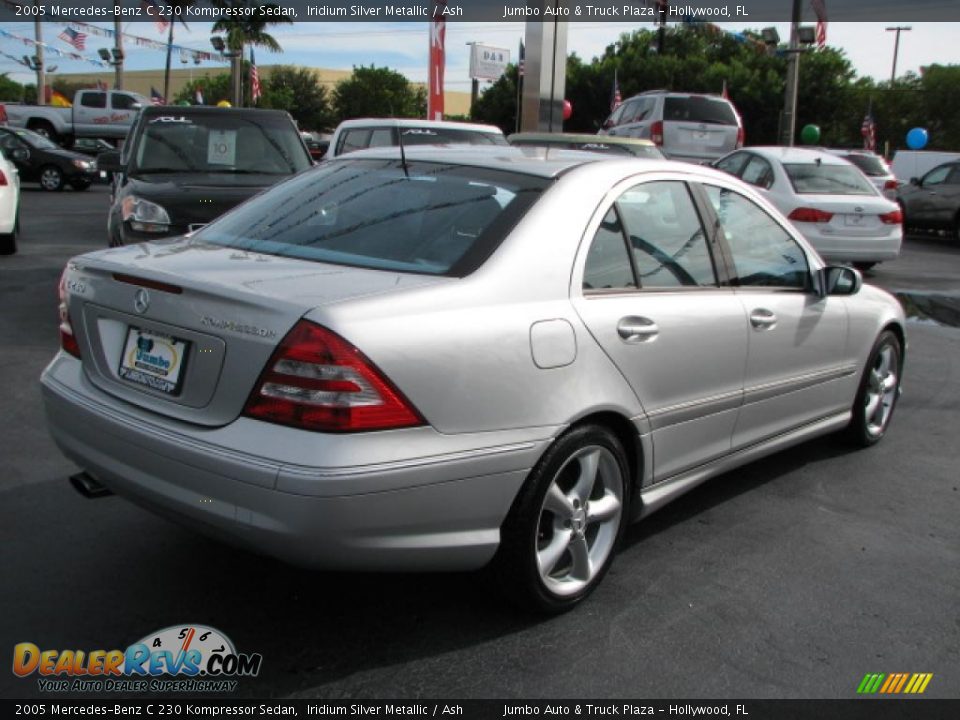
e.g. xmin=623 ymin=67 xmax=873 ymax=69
xmin=493 ymin=424 xmax=629 ymax=613
xmin=39 ymin=166 xmax=64 ymax=191
xmin=846 ymin=330 xmax=903 ymax=447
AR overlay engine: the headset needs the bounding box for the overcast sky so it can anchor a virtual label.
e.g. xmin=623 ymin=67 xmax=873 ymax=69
xmin=0 ymin=21 xmax=956 ymax=93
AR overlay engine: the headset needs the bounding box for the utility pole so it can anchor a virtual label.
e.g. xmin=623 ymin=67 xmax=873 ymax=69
xmin=163 ymin=21 xmax=174 ymax=103
xmin=657 ymin=1 xmax=668 ymax=54
xmin=114 ymin=19 xmax=124 ymax=89
xmin=780 ymin=0 xmax=803 ymax=146
xmin=886 ymin=26 xmax=911 ymax=85
xmin=34 ymin=7 xmax=45 ymax=105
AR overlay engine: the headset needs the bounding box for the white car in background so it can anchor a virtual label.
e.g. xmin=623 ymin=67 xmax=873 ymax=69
xmin=327 ymin=118 xmax=507 ymax=159
xmin=822 ymin=148 xmax=899 ymax=200
xmin=713 ymin=147 xmax=902 ymax=271
xmin=0 ymin=149 xmax=21 ymax=255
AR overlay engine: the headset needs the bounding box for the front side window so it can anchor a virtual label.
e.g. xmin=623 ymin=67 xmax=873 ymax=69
xmin=704 ymin=185 xmax=809 ymax=289
xmin=111 ymin=94 xmax=141 ymax=111
xmin=922 ymin=165 xmax=952 ymax=186
xmin=197 ymin=159 xmax=549 ymax=277
xmin=616 ymin=181 xmax=717 ymax=288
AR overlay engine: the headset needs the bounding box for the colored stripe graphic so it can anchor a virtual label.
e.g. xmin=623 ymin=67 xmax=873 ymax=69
xmin=857 ymin=673 xmax=932 ymax=694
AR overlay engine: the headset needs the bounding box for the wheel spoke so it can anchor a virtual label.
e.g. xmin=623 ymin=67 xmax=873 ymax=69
xmin=881 ymin=373 xmax=897 ymax=393
xmin=568 ymin=536 xmax=592 ymax=581
xmin=543 ymin=482 xmax=575 ymax=520
xmin=571 ymin=449 xmax=600 ymax=505
xmin=586 ymin=492 xmax=621 ymax=524
xmin=869 ymin=369 xmax=883 ymax=392
xmin=864 ymin=393 xmax=881 ymax=422
xmin=538 ymin=527 xmax=572 ymax=576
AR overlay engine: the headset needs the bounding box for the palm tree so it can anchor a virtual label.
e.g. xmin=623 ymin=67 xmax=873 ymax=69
xmin=212 ymin=2 xmax=292 ymax=106
xmin=159 ymin=1 xmax=197 ymax=105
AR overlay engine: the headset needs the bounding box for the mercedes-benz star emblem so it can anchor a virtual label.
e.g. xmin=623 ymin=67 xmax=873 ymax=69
xmin=134 ymin=288 xmax=150 ymax=315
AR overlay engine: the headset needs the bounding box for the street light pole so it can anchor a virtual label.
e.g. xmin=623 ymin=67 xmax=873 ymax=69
xmin=114 ymin=19 xmax=124 ymax=90
xmin=780 ymin=0 xmax=803 ymax=146
xmin=34 ymin=10 xmax=45 ymax=105
xmin=885 ymin=26 xmax=911 ymax=85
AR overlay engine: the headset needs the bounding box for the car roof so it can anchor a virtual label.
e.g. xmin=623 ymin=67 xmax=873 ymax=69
xmin=509 ymin=132 xmax=656 ymax=147
xmin=140 ymin=106 xmax=291 ymax=118
xmin=334 ymin=118 xmax=504 ymax=134
xmin=743 ymin=146 xmax=852 ymax=165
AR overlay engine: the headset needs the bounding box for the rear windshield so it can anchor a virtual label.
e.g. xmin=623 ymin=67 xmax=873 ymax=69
xmin=664 ymin=97 xmax=738 ymax=126
xmin=398 ymin=127 xmax=508 ymax=147
xmin=196 ymin=159 xmax=549 ymax=276
xmin=132 ymin=113 xmax=311 ymax=175
xmin=784 ymin=163 xmax=876 ymax=195
xmin=838 ymin=153 xmax=889 ymax=177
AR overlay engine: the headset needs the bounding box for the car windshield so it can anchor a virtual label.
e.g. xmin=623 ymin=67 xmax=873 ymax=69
xmin=839 ymin=154 xmax=890 ymax=177
xmin=14 ymin=129 xmax=58 ymax=150
xmin=663 ymin=97 xmax=737 ymax=126
xmin=196 ymin=159 xmax=549 ymax=276
xmin=515 ymin=140 xmax=661 ymax=158
xmin=398 ymin=127 xmax=508 ymax=146
xmin=132 ymin=113 xmax=311 ymax=175
xmin=784 ymin=163 xmax=876 ymax=195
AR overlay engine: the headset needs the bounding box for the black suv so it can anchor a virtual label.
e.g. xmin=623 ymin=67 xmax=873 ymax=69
xmin=101 ymin=106 xmax=312 ymax=246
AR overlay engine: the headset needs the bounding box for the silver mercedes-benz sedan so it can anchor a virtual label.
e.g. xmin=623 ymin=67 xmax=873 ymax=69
xmin=42 ymin=146 xmax=905 ymax=612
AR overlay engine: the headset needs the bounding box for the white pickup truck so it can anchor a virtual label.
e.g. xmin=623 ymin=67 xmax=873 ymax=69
xmin=0 ymin=89 xmax=149 ymax=145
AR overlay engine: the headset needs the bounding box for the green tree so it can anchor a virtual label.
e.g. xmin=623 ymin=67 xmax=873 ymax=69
xmin=0 ymin=74 xmax=25 ymax=102
xmin=173 ymin=74 xmax=233 ymax=105
xmin=470 ymin=65 xmax=519 ymax=131
xmin=259 ymin=66 xmax=334 ymax=130
xmin=333 ymin=66 xmax=424 ymax=120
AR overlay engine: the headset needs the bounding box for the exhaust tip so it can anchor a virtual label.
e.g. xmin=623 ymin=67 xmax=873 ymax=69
xmin=69 ymin=472 xmax=113 ymax=499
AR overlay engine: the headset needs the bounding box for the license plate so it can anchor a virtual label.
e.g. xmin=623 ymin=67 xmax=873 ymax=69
xmin=693 ymin=130 xmax=710 ymax=140
xmin=844 ymin=214 xmax=865 ymax=226
xmin=118 ymin=327 xmax=189 ymax=394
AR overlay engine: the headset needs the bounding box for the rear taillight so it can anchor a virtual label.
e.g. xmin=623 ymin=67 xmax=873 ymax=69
xmin=883 ymin=179 xmax=899 ymax=191
xmin=243 ymin=320 xmax=425 ymax=433
xmin=788 ymin=207 xmax=834 ymax=223
xmin=650 ymin=121 xmax=664 ymax=146
xmin=0 ymin=170 xmax=7 ymax=187
xmin=880 ymin=209 xmax=903 ymax=225
xmin=58 ymin=268 xmax=81 ymax=359
xmin=736 ymin=126 xmax=745 ymax=148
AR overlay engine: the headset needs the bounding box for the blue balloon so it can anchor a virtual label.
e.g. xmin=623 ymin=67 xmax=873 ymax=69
xmin=906 ymin=127 xmax=929 ymax=150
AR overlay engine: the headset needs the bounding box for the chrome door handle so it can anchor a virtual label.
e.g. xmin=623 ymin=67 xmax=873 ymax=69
xmin=749 ymin=309 xmax=777 ymax=330
xmin=617 ymin=317 xmax=659 ymax=343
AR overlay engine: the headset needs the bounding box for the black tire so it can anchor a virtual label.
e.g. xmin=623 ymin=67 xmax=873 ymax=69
xmin=39 ymin=166 xmax=64 ymax=191
xmin=846 ymin=330 xmax=903 ymax=447
xmin=70 ymin=179 xmax=91 ymax=191
xmin=853 ymin=262 xmax=877 ymax=272
xmin=0 ymin=213 xmax=17 ymax=256
xmin=953 ymin=212 xmax=960 ymax=243
xmin=491 ymin=424 xmax=630 ymax=614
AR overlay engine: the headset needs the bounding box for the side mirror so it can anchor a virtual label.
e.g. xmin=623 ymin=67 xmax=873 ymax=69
xmin=909 ymin=177 xmax=920 ymax=186
xmin=97 ymin=150 xmax=123 ymax=173
xmin=818 ymin=265 xmax=863 ymax=297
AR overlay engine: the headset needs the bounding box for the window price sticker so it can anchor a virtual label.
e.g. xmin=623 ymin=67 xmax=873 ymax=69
xmin=208 ymin=129 xmax=237 ymax=165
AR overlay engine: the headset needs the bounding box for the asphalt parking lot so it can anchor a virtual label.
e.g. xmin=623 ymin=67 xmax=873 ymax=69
xmin=1 ymin=185 xmax=958 ymax=700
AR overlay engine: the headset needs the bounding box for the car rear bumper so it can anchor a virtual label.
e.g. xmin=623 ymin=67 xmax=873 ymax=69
xmin=800 ymin=228 xmax=903 ymax=263
xmin=41 ymin=355 xmax=549 ymax=571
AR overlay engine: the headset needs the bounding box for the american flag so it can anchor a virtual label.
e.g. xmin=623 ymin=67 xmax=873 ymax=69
xmin=250 ymin=48 xmax=261 ymax=103
xmin=141 ymin=0 xmax=170 ymax=33
xmin=518 ymin=39 xmax=524 ymax=77
xmin=811 ymin=0 xmax=827 ymax=49
xmin=861 ymin=111 xmax=876 ymax=152
xmin=610 ymin=69 xmax=622 ymax=113
xmin=57 ymin=28 xmax=87 ymax=51
xmin=150 ymin=87 xmax=164 ymax=106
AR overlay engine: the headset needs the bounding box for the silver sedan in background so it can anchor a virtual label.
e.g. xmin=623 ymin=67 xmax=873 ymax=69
xmin=42 ymin=147 xmax=905 ymax=612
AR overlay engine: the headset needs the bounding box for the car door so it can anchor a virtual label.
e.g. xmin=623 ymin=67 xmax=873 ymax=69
xmin=699 ymin=183 xmax=849 ymax=448
xmin=572 ymin=175 xmax=749 ymax=481
xmin=105 ymin=93 xmax=144 ymax=135
xmin=925 ymin=165 xmax=960 ymax=225
xmin=903 ymin=164 xmax=955 ymax=224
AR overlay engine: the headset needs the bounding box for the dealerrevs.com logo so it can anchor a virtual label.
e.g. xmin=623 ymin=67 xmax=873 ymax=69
xmin=12 ymin=624 xmax=262 ymax=693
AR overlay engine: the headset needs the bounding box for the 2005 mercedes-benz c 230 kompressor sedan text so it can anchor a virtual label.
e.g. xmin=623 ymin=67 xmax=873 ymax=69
xmin=42 ymin=147 xmax=905 ymax=612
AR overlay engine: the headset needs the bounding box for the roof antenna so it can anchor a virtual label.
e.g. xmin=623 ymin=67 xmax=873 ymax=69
xmin=398 ymin=127 xmax=410 ymax=178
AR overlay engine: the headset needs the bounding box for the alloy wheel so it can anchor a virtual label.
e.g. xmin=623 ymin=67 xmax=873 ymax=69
xmin=864 ymin=344 xmax=899 ymax=438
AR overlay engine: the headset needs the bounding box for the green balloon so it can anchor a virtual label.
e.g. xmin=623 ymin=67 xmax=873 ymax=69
xmin=800 ymin=124 xmax=821 ymax=144
xmin=177 ymin=100 xmax=191 ymax=106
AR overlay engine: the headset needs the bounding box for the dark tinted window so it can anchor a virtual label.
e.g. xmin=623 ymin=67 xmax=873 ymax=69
xmin=704 ymin=185 xmax=808 ymax=289
xmin=664 ymin=96 xmax=737 ymax=126
xmin=198 ymin=160 xmax=549 ymax=276
xmin=583 ymin=209 xmax=636 ymax=291
xmin=741 ymin=156 xmax=774 ymax=189
xmin=714 ymin=152 xmax=749 ymax=177
xmin=617 ymin=181 xmax=716 ymax=288
xmin=840 ymin=153 xmax=889 ymax=177
xmin=339 ymin=129 xmax=371 ymax=154
xmin=80 ymin=92 xmax=107 ymax=109
xmin=922 ymin=165 xmax=953 ymax=186
xmin=111 ymin=94 xmax=141 ymax=111
xmin=132 ymin=112 xmax=311 ymax=175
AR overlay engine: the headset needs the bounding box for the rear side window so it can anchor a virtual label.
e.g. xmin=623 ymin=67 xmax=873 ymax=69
xmin=784 ymin=163 xmax=875 ymax=195
xmin=80 ymin=92 xmax=107 ymax=109
xmin=197 ymin=160 xmax=549 ymax=277
xmin=583 ymin=209 xmax=636 ymax=291
xmin=841 ymin=154 xmax=889 ymax=177
xmin=664 ymin=97 xmax=737 ymax=126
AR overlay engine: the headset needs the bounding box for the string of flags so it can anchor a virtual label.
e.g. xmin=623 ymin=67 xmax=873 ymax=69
xmin=0 ymin=27 xmax=110 ymax=68
xmin=65 ymin=22 xmax=226 ymax=64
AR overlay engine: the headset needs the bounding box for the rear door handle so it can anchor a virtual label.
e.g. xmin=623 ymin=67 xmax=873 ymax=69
xmin=749 ymin=309 xmax=777 ymax=330
xmin=617 ymin=316 xmax=659 ymax=343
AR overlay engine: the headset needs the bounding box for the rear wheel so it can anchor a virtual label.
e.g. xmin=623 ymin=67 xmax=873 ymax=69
xmin=0 ymin=212 xmax=17 ymax=256
xmin=493 ymin=424 xmax=629 ymax=613
xmin=846 ymin=330 xmax=902 ymax=447
xmin=39 ymin=166 xmax=64 ymax=191
xmin=853 ymin=262 xmax=877 ymax=272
